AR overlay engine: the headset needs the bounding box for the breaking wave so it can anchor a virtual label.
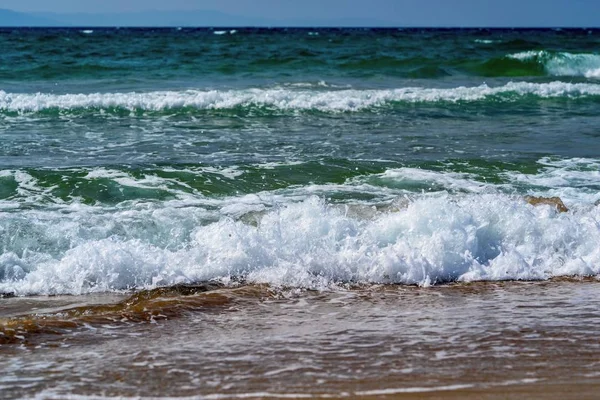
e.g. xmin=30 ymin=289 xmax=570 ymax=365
xmin=1 ymin=194 xmax=599 ymax=296
xmin=1 ymin=81 xmax=600 ymax=115
xmin=507 ymin=51 xmax=600 ymax=78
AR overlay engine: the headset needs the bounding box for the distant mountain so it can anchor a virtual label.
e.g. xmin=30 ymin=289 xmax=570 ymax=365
xmin=32 ymin=10 xmax=274 ymax=27
xmin=1 ymin=8 xmax=394 ymax=27
xmin=0 ymin=8 xmax=60 ymax=26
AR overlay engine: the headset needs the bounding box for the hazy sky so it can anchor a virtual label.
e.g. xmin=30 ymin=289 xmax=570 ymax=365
xmin=1 ymin=0 xmax=599 ymax=26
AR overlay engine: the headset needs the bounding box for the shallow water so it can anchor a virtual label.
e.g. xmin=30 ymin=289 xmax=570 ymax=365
xmin=2 ymin=281 xmax=600 ymax=398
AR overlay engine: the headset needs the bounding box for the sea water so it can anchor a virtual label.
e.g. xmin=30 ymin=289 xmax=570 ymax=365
xmin=1 ymin=28 xmax=600 ymax=398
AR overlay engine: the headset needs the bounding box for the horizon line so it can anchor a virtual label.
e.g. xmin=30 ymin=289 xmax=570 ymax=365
xmin=0 ymin=26 xmax=598 ymax=29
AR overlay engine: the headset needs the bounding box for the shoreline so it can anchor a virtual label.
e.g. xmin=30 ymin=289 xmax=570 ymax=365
xmin=3 ymin=275 xmax=600 ymax=398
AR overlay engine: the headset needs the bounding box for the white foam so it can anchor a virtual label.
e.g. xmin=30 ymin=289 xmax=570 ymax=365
xmin=84 ymin=168 xmax=128 ymax=180
xmin=2 ymin=194 xmax=599 ymax=295
xmin=537 ymin=157 xmax=600 ymax=169
xmin=377 ymin=168 xmax=492 ymax=193
xmin=252 ymin=161 xmax=305 ymax=170
xmin=355 ymin=384 xmax=475 ymax=395
xmin=508 ymin=51 xmax=600 ymax=78
xmin=284 ymin=81 xmax=350 ymax=89
xmin=507 ymin=50 xmax=543 ymax=61
xmin=0 ymin=170 xmax=60 ymax=207
xmin=1 ymin=81 xmax=599 ymax=114
xmin=193 ymin=166 xmax=245 ymax=179
xmin=585 ymin=68 xmax=600 ymax=78
xmin=547 ymin=53 xmax=600 ymax=78
xmin=503 ymin=157 xmax=600 ymax=204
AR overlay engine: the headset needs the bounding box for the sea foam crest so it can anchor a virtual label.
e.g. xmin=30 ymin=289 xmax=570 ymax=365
xmin=1 ymin=195 xmax=599 ymax=295
xmin=1 ymin=81 xmax=600 ymax=113
xmin=508 ymin=51 xmax=600 ymax=78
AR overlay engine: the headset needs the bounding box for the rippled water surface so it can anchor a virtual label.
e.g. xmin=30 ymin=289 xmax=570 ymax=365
xmin=2 ymin=28 xmax=600 ymax=398
xmin=2 ymin=281 xmax=600 ymax=398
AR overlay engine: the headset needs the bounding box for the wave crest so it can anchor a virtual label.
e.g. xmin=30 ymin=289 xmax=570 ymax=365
xmin=507 ymin=51 xmax=600 ymax=78
xmin=1 ymin=195 xmax=599 ymax=295
xmin=1 ymin=81 xmax=600 ymax=115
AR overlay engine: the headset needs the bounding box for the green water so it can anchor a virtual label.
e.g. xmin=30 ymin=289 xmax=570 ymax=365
xmin=1 ymin=28 xmax=600 ymax=294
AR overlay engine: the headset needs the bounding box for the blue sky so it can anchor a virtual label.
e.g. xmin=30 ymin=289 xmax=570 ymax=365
xmin=1 ymin=0 xmax=599 ymax=26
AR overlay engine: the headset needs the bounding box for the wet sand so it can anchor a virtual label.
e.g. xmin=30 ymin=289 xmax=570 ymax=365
xmin=1 ymin=280 xmax=600 ymax=399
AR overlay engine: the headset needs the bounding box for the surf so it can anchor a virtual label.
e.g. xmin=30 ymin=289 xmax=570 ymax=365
xmin=1 ymin=194 xmax=599 ymax=296
xmin=2 ymin=81 xmax=600 ymax=116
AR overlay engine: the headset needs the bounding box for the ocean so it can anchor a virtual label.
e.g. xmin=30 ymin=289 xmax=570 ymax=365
xmin=1 ymin=27 xmax=600 ymax=399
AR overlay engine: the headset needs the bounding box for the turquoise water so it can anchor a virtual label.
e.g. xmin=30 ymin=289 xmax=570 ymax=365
xmin=1 ymin=28 xmax=600 ymax=295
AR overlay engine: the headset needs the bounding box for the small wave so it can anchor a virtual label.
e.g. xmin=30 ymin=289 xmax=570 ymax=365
xmin=0 ymin=282 xmax=233 ymax=344
xmin=507 ymin=51 xmax=600 ymax=78
xmin=1 ymin=81 xmax=599 ymax=115
xmin=502 ymin=157 xmax=600 ymax=204
xmin=474 ymin=39 xmax=500 ymax=44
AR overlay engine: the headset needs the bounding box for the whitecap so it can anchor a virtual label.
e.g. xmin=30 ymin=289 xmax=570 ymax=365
xmin=508 ymin=51 xmax=600 ymax=78
xmin=1 ymin=81 xmax=599 ymax=114
xmin=1 ymin=194 xmax=599 ymax=295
